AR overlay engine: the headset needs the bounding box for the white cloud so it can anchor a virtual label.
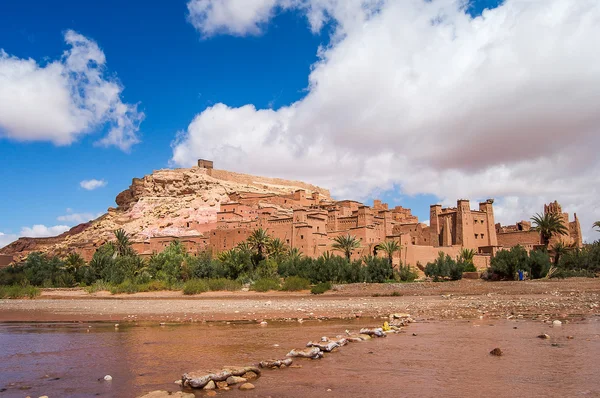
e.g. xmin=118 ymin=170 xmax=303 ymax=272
xmin=80 ymin=179 xmax=107 ymax=190
xmin=57 ymin=211 xmax=100 ymax=224
xmin=0 ymin=30 xmax=143 ymax=151
xmin=178 ymin=0 xmax=600 ymax=241
xmin=20 ymin=225 xmax=70 ymax=238
xmin=0 ymin=232 xmax=18 ymax=249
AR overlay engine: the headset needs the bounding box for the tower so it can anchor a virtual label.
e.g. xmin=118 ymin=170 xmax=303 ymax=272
xmin=430 ymin=204 xmax=442 ymax=246
xmin=456 ymin=199 xmax=474 ymax=248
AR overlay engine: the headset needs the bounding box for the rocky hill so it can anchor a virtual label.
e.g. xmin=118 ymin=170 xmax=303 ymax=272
xmin=0 ymin=164 xmax=330 ymax=261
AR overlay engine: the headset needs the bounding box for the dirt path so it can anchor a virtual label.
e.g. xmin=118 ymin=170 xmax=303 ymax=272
xmin=1 ymin=279 xmax=598 ymax=322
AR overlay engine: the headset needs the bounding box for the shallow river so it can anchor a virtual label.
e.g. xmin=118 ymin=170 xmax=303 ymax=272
xmin=0 ymin=318 xmax=599 ymax=397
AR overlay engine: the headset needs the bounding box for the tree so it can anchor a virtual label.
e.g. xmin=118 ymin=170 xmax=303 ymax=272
xmin=113 ymin=229 xmax=134 ymax=257
xmin=490 ymin=245 xmax=529 ymax=280
xmin=459 ymin=248 xmax=475 ymax=265
xmin=424 ymin=252 xmax=464 ymax=281
xmin=594 ymin=221 xmax=600 ymax=233
xmin=247 ymin=228 xmax=271 ymax=262
xmin=287 ymin=247 xmax=303 ymax=261
xmin=332 ymin=234 xmax=361 ymax=261
xmin=530 ymin=212 xmax=569 ymax=247
xmin=64 ymin=253 xmax=85 ymax=274
xmin=376 ymin=240 xmax=402 ymax=267
xmin=267 ymin=238 xmax=288 ymax=262
xmin=362 ymin=255 xmax=394 ymax=283
xmin=551 ymin=242 xmax=570 ymax=265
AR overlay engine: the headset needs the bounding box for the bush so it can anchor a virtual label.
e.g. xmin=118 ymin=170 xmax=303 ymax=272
xmin=0 ymin=285 xmax=40 ymax=299
xmin=310 ymin=281 xmax=331 ymax=294
xmin=109 ymin=280 xmax=139 ymax=294
xmin=182 ymin=279 xmax=209 ymax=295
xmin=251 ymin=278 xmax=281 ymax=292
xmin=85 ymin=280 xmax=111 ymax=293
xmin=206 ymin=278 xmax=241 ymax=291
xmin=425 ymin=252 xmax=464 ymax=281
xmin=554 ymin=242 xmax=600 ymax=277
xmin=363 ymin=256 xmax=394 ymax=283
xmin=281 ymin=276 xmax=311 ymax=291
xmin=490 ymin=245 xmax=529 ymax=280
xmin=529 ymin=250 xmax=551 ymax=279
xmin=397 ymin=264 xmax=418 ymax=282
xmin=137 ymin=280 xmax=169 ymax=292
xmin=462 ymin=262 xmax=477 ymax=272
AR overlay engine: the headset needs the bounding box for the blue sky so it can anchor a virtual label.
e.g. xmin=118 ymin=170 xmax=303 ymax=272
xmin=1 ymin=0 xmax=599 ymax=245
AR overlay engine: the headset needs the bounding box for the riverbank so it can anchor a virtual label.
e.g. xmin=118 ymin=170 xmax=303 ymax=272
xmin=1 ymin=279 xmax=598 ymax=322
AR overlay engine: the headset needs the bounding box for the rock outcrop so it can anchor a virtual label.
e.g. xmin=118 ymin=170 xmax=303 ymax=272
xmin=0 ymin=165 xmax=330 ymax=262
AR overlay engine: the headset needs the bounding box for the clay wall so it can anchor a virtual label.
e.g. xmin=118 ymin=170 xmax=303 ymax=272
xmin=400 ymin=244 xmax=463 ymax=269
xmin=210 ymin=228 xmax=253 ymax=254
xmin=208 ymin=169 xmax=330 ymax=198
xmin=497 ymin=230 xmax=540 ymax=248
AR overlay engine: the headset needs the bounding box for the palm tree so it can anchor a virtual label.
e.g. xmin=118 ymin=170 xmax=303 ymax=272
xmin=288 ymin=247 xmax=303 ymax=261
xmin=459 ymin=248 xmax=476 ymax=265
xmin=236 ymin=241 xmax=253 ymax=255
xmin=113 ymin=229 xmax=134 ymax=257
xmin=376 ymin=240 xmax=402 ymax=267
xmin=64 ymin=252 xmax=85 ymax=274
xmin=332 ymin=234 xmax=361 ymax=261
xmin=594 ymin=221 xmax=600 ymax=233
xmin=531 ymin=212 xmax=569 ymax=247
xmin=247 ymin=228 xmax=271 ymax=260
xmin=551 ymin=241 xmax=570 ymax=265
xmin=267 ymin=238 xmax=288 ymax=261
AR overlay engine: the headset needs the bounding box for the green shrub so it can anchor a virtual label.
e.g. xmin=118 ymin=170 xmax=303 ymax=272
xmin=363 ymin=256 xmax=394 ymax=283
xmin=490 ymin=246 xmax=529 ymax=280
xmin=529 ymin=250 xmax=551 ymax=279
xmin=182 ymin=279 xmax=209 ymax=295
xmin=397 ymin=264 xmax=418 ymax=282
xmin=85 ymin=280 xmax=111 ymax=293
xmin=462 ymin=262 xmax=477 ymax=272
xmin=554 ymin=242 xmax=600 ymax=277
xmin=281 ymin=276 xmax=311 ymax=291
xmin=136 ymin=280 xmax=169 ymax=292
xmin=0 ymin=285 xmax=40 ymax=299
xmin=425 ymin=252 xmax=464 ymax=281
xmin=311 ymin=281 xmax=331 ymax=294
xmin=251 ymin=278 xmax=281 ymax=292
xmin=109 ymin=279 xmax=139 ymax=294
xmin=207 ymin=278 xmax=241 ymax=291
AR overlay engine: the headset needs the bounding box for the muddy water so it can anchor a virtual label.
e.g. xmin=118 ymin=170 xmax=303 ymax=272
xmin=0 ymin=318 xmax=599 ymax=398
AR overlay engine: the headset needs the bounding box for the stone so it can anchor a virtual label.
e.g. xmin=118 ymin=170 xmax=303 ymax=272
xmin=490 ymin=348 xmax=503 ymax=356
xmin=174 ymin=380 xmax=182 ymax=386
xmin=552 ymin=320 xmax=562 ymax=327
xmin=203 ymin=380 xmax=216 ymax=390
xmin=103 ymin=375 xmax=113 ymax=381
xmin=567 ymin=336 xmax=574 ymax=340
xmin=239 ymin=383 xmax=255 ymax=391
xmin=538 ymin=334 xmax=550 ymax=339
xmin=226 ymin=376 xmax=247 ymax=385
xmin=242 ymin=371 xmax=258 ymax=380
xmin=137 ymin=391 xmax=195 ymax=398
xmin=216 ymin=381 xmax=229 ymax=390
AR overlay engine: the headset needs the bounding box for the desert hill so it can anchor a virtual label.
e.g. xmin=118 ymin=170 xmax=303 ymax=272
xmin=1 ymin=162 xmax=330 ymax=262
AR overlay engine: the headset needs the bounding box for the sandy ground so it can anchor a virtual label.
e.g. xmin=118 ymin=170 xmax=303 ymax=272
xmin=1 ymin=278 xmax=599 ymax=323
